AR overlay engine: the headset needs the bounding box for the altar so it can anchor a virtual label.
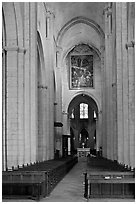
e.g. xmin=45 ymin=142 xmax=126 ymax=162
xmin=77 ymin=148 xmax=90 ymax=161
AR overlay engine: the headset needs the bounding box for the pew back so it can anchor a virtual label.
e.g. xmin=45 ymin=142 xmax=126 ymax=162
xmin=84 ymin=171 xmax=135 ymax=200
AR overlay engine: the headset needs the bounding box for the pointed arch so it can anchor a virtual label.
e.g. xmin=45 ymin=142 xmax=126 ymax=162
xmin=57 ymin=16 xmax=105 ymax=46
xmin=2 ymin=2 xmax=17 ymax=47
xmin=67 ymin=93 xmax=100 ymax=117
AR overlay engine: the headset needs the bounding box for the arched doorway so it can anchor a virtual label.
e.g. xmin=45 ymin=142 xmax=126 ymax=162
xmin=79 ymin=128 xmax=89 ymax=148
xmin=68 ymin=94 xmax=99 ymax=155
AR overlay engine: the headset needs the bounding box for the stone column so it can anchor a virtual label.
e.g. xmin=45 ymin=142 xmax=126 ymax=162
xmin=98 ymin=111 xmax=102 ymax=151
xmin=44 ymin=10 xmax=55 ymax=160
xmin=100 ymin=45 xmax=105 ymax=157
xmin=24 ymin=2 xmax=31 ymax=164
xmin=127 ymin=3 xmax=135 ymax=168
xmin=2 ymin=47 xmax=6 ymax=170
xmin=116 ymin=3 xmax=124 ymax=164
xmin=62 ymin=112 xmax=70 ymax=135
xmin=104 ymin=3 xmax=113 ymax=160
xmin=95 ymin=118 xmax=99 ymax=154
xmin=121 ymin=3 xmax=129 ymax=166
xmin=17 ymin=48 xmax=25 ymax=166
xmin=111 ymin=4 xmax=117 ymax=161
xmin=54 ymin=45 xmax=63 ymax=156
xmin=5 ymin=47 xmax=18 ymax=169
xmin=30 ymin=2 xmax=38 ymax=163
xmin=14 ymin=2 xmax=25 ymax=167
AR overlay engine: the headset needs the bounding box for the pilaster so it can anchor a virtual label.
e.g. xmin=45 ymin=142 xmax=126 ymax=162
xmin=104 ymin=3 xmax=113 ymax=160
xmin=6 ymin=49 xmax=18 ymax=168
xmin=24 ymin=2 xmax=31 ymax=164
xmin=30 ymin=2 xmax=37 ymax=163
xmin=127 ymin=3 xmax=135 ymax=168
xmin=116 ymin=3 xmax=124 ymax=164
xmin=121 ymin=3 xmax=129 ymax=166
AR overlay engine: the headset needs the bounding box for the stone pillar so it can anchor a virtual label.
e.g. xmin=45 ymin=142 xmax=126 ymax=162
xmin=116 ymin=3 xmax=124 ymax=165
xmin=98 ymin=111 xmax=102 ymax=151
xmin=104 ymin=3 xmax=113 ymax=160
xmin=74 ymin=130 xmax=79 ymax=149
xmin=44 ymin=10 xmax=55 ymax=160
xmin=111 ymin=3 xmax=117 ymax=161
xmin=62 ymin=112 xmax=70 ymax=135
xmin=88 ymin=108 xmax=94 ymax=149
xmin=41 ymin=87 xmax=48 ymax=161
xmin=100 ymin=45 xmax=106 ymax=157
xmin=121 ymin=3 xmax=129 ymax=166
xmin=55 ymin=127 xmax=62 ymax=157
xmin=127 ymin=3 xmax=135 ymax=168
xmin=6 ymin=47 xmax=18 ymax=169
xmin=17 ymin=48 xmax=25 ymax=166
xmin=24 ymin=2 xmax=31 ymax=164
xmin=95 ymin=118 xmax=99 ymax=154
xmin=54 ymin=47 xmax=63 ymax=156
xmin=14 ymin=3 xmax=25 ymax=167
xmin=2 ymin=47 xmax=6 ymax=170
xmin=30 ymin=2 xmax=37 ymax=163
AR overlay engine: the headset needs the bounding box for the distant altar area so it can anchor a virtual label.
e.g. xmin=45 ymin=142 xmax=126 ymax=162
xmin=77 ymin=148 xmax=90 ymax=159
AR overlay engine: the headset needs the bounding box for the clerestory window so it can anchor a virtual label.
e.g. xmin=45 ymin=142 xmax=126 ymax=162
xmin=80 ymin=103 xmax=88 ymax=119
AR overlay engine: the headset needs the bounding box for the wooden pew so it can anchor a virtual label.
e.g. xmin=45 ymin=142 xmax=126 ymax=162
xmin=2 ymin=171 xmax=47 ymax=200
xmin=84 ymin=171 xmax=135 ymax=200
xmin=2 ymin=156 xmax=78 ymax=200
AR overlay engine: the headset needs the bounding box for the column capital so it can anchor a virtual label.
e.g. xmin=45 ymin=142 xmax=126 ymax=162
xmin=56 ymin=45 xmax=63 ymax=53
xmin=3 ymin=46 xmax=26 ymax=53
xmin=62 ymin=111 xmax=69 ymax=115
xmin=43 ymin=3 xmax=55 ymax=18
xmin=100 ymin=45 xmax=105 ymax=51
xmin=103 ymin=5 xmax=112 ymax=17
xmin=125 ymin=40 xmax=135 ymax=49
xmin=98 ymin=110 xmax=102 ymax=114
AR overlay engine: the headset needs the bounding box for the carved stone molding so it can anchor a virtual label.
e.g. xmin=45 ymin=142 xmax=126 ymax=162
xmin=125 ymin=40 xmax=135 ymax=49
xmin=103 ymin=3 xmax=112 ymax=16
xmin=100 ymin=45 xmax=105 ymax=51
xmin=71 ymin=44 xmax=93 ymax=55
xmin=38 ymin=85 xmax=48 ymax=89
xmin=3 ymin=46 xmax=26 ymax=53
xmin=56 ymin=45 xmax=63 ymax=53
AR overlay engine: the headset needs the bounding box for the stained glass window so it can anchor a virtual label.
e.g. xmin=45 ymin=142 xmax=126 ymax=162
xmin=80 ymin=103 xmax=88 ymax=119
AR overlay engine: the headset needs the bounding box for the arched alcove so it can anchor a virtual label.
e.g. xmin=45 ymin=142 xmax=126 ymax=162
xmin=68 ymin=94 xmax=99 ymax=152
xmin=79 ymin=128 xmax=89 ymax=148
xmin=57 ymin=16 xmax=104 ymax=47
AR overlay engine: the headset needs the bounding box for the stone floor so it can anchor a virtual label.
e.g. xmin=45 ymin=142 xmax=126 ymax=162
xmin=3 ymin=158 xmax=135 ymax=202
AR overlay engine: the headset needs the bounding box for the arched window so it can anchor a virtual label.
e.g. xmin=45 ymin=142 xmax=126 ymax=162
xmin=80 ymin=103 xmax=88 ymax=119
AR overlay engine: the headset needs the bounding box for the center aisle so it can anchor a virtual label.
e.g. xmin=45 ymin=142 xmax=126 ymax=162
xmin=42 ymin=158 xmax=134 ymax=203
xmin=42 ymin=160 xmax=87 ymax=202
